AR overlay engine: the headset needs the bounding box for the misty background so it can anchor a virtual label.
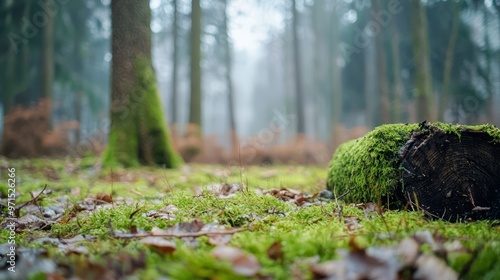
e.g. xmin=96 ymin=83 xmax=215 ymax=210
xmin=1 ymin=0 xmax=500 ymax=163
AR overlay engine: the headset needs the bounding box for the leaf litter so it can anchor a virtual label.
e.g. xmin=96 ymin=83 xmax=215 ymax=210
xmin=1 ymin=163 xmax=497 ymax=279
xmin=310 ymin=233 xmax=460 ymax=280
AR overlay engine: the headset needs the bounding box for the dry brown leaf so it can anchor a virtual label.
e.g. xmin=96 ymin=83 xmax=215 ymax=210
xmin=208 ymin=233 xmax=232 ymax=246
xmin=1 ymin=215 xmax=50 ymax=231
xmin=211 ymin=246 xmax=261 ymax=276
xmin=95 ymin=193 xmax=113 ymax=203
xmin=267 ymin=241 xmax=284 ymax=261
xmin=140 ymin=236 xmax=176 ymax=255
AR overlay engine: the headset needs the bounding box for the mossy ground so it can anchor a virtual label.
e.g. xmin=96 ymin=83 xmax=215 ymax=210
xmin=1 ymin=156 xmax=499 ymax=279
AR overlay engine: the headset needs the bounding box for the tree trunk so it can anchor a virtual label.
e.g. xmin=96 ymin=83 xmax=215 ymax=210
xmin=439 ymin=1 xmax=461 ymax=121
xmin=373 ymin=0 xmax=391 ymax=124
xmin=411 ymin=0 xmax=434 ymax=122
xmin=327 ymin=122 xmax=500 ymax=221
xmin=189 ymin=0 xmax=202 ymax=135
xmin=330 ymin=4 xmax=343 ymax=141
xmin=391 ymin=18 xmax=404 ymax=123
xmin=483 ymin=4 xmax=493 ymax=122
xmin=41 ymin=6 xmax=55 ymax=128
xmin=222 ymin=0 xmax=238 ymax=155
xmin=311 ymin=0 xmax=328 ymax=140
xmin=291 ymin=0 xmax=305 ymax=135
xmin=364 ymin=38 xmax=377 ymax=127
xmin=104 ymin=0 xmax=182 ymax=168
xmin=171 ymin=0 xmax=179 ymax=137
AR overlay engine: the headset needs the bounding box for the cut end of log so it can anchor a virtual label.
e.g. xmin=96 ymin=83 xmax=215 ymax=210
xmin=398 ymin=127 xmax=500 ymax=222
xmin=326 ymin=122 xmax=500 ymax=222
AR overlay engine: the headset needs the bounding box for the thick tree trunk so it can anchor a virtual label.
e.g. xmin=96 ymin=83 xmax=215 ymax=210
xmin=291 ymin=0 xmax=305 ymax=135
xmin=189 ymin=0 xmax=202 ymax=135
xmin=327 ymin=122 xmax=500 ymax=221
xmin=411 ymin=0 xmax=434 ymax=122
xmin=104 ymin=0 xmax=182 ymax=168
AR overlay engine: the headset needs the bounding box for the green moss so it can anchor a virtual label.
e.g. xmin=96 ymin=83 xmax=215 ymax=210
xmin=327 ymin=123 xmax=418 ymax=202
xmin=9 ymin=159 xmax=500 ymax=278
xmin=103 ymin=57 xmax=182 ymax=168
xmin=327 ymin=122 xmax=500 ymax=203
xmin=465 ymin=242 xmax=500 ymax=279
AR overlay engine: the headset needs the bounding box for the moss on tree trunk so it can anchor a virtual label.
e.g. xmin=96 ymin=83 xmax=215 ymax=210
xmin=327 ymin=122 xmax=500 ymax=221
xmin=104 ymin=0 xmax=182 ymax=168
xmin=104 ymin=58 xmax=182 ymax=167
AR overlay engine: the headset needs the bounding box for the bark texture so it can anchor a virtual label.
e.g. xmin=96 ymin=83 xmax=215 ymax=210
xmin=189 ymin=0 xmax=202 ymax=134
xmin=104 ymin=0 xmax=182 ymax=168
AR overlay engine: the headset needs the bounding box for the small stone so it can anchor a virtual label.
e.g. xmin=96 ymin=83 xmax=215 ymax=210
xmin=319 ymin=190 xmax=333 ymax=199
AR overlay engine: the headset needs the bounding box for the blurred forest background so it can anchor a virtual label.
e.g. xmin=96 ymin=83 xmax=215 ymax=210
xmin=1 ymin=0 xmax=500 ymax=165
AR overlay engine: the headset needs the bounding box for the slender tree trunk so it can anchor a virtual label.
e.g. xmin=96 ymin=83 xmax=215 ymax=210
xmin=483 ymin=5 xmax=493 ymax=122
xmin=330 ymin=5 xmax=342 ymax=143
xmin=411 ymin=0 xmax=434 ymax=122
xmin=373 ymin=0 xmax=391 ymax=124
xmin=439 ymin=0 xmax=461 ymax=121
xmin=171 ymin=0 xmax=179 ymax=136
xmin=73 ymin=32 xmax=84 ymax=145
xmin=189 ymin=0 xmax=202 ymax=135
xmin=104 ymin=0 xmax=182 ymax=168
xmin=391 ymin=18 xmax=404 ymax=123
xmin=41 ymin=8 xmax=55 ymax=128
xmin=312 ymin=0 xmax=328 ymax=140
xmin=222 ymin=0 xmax=238 ymax=154
xmin=291 ymin=0 xmax=305 ymax=135
xmin=365 ymin=37 xmax=377 ymax=127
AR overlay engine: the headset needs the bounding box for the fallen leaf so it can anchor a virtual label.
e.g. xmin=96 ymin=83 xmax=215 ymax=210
xmin=397 ymin=237 xmax=420 ymax=266
xmin=414 ymin=254 xmax=458 ymax=280
xmin=194 ymin=183 xmax=242 ymax=198
xmin=208 ymin=233 xmax=232 ymax=245
xmin=95 ymin=193 xmax=113 ymax=203
xmin=30 ymin=188 xmax=52 ymax=198
xmin=212 ymin=246 xmax=261 ymax=276
xmin=160 ymin=204 xmax=179 ymax=213
xmin=140 ymin=236 xmax=176 ymax=255
xmin=173 ymin=218 xmax=205 ymax=233
xmin=344 ymin=217 xmax=362 ymax=231
xmin=267 ymin=241 xmax=284 ymax=261
xmin=1 ymin=214 xmax=51 ymax=231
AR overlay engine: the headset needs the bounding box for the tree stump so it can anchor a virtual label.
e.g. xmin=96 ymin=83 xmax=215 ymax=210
xmin=327 ymin=122 xmax=500 ymax=221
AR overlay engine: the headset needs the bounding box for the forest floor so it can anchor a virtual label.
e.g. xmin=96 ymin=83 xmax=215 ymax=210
xmin=1 ymin=157 xmax=499 ymax=279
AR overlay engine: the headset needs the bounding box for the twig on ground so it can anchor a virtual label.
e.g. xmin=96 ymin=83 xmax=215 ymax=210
xmin=113 ymin=227 xmax=247 ymax=239
xmin=14 ymin=184 xmax=48 ymax=217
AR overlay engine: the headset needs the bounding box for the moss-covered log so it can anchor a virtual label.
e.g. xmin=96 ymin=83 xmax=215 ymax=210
xmin=327 ymin=122 xmax=500 ymax=221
